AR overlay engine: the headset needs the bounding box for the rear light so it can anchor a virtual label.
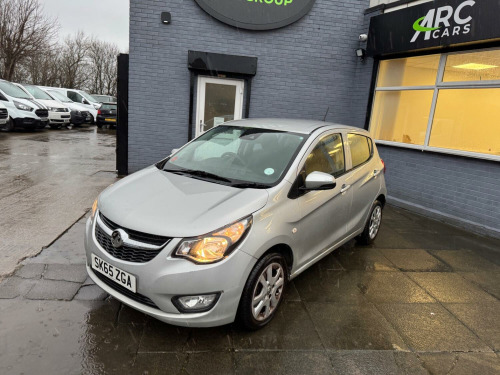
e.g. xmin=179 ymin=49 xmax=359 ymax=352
xmin=381 ymin=159 xmax=386 ymax=174
xmin=97 ymin=109 xmax=101 ymax=115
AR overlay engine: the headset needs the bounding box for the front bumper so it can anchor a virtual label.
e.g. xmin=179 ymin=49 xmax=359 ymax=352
xmin=49 ymin=111 xmax=71 ymax=124
xmin=13 ymin=117 xmax=48 ymax=129
xmin=84 ymin=215 xmax=256 ymax=327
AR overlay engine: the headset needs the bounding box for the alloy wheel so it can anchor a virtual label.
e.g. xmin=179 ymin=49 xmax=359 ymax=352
xmin=251 ymin=262 xmax=284 ymax=321
xmin=369 ymin=205 xmax=382 ymax=239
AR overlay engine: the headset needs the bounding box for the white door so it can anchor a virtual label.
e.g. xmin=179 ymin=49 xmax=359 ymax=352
xmin=195 ymin=77 xmax=244 ymax=136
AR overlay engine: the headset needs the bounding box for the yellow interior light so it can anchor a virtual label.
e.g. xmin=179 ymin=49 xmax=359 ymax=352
xmin=452 ymin=63 xmax=498 ymax=70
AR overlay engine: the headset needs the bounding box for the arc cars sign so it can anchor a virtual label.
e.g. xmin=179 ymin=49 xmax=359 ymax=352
xmin=367 ymin=0 xmax=500 ymax=56
xmin=193 ymin=0 xmax=317 ymax=30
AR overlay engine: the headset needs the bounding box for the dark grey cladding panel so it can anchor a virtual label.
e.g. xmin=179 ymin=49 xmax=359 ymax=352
xmin=193 ymin=0 xmax=316 ymax=30
xmin=188 ymin=51 xmax=258 ymax=76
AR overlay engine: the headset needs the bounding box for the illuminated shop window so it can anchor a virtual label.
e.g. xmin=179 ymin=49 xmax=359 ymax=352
xmin=369 ymin=48 xmax=500 ymax=160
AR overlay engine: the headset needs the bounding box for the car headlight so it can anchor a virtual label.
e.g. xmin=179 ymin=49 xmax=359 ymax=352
xmin=175 ymin=216 xmax=252 ymax=264
xmin=93 ymin=103 xmax=100 ymax=109
xmin=91 ymin=198 xmax=98 ymax=220
xmin=48 ymin=107 xmax=58 ymax=111
xmin=14 ymin=101 xmax=33 ymax=112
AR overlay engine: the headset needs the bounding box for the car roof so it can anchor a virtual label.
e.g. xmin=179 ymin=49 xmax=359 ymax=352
xmin=224 ymin=118 xmax=368 ymax=135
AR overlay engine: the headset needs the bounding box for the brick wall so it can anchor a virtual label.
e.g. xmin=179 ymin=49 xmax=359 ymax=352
xmin=378 ymin=145 xmax=500 ymax=237
xmin=128 ymin=0 xmax=372 ymax=172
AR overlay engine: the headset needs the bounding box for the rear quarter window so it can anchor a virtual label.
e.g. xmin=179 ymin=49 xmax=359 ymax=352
xmin=348 ymin=133 xmax=373 ymax=169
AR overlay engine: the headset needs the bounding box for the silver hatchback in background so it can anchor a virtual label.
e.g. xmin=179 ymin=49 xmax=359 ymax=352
xmin=85 ymin=119 xmax=387 ymax=329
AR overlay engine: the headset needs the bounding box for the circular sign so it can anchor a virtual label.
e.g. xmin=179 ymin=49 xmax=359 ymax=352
xmin=194 ymin=0 xmax=317 ymax=30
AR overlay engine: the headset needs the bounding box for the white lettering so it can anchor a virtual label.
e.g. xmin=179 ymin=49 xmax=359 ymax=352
xmin=411 ymin=9 xmax=436 ymax=42
xmin=463 ymin=24 xmax=471 ymax=34
xmin=454 ymin=0 xmax=475 ymax=25
xmin=434 ymin=6 xmax=453 ymax=28
xmin=441 ymin=28 xmax=450 ymax=37
xmin=432 ymin=29 xmax=441 ymax=39
xmin=452 ymin=25 xmax=461 ymax=35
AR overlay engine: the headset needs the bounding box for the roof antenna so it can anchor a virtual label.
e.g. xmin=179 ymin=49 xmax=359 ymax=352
xmin=323 ymin=106 xmax=330 ymax=122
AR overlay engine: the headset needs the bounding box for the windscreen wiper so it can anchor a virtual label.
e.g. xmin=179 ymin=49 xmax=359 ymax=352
xmin=163 ymin=168 xmax=232 ymax=183
xmin=230 ymin=182 xmax=270 ymax=189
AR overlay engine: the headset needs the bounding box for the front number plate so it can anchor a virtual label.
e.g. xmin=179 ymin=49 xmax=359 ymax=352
xmin=91 ymin=254 xmax=137 ymax=293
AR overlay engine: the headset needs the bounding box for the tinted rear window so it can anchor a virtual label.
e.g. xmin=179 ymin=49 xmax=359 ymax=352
xmin=101 ymin=104 xmax=117 ymax=110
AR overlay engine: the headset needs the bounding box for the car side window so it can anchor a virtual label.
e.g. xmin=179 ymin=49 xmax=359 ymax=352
xmin=67 ymin=91 xmax=77 ymax=101
xmin=347 ymin=133 xmax=373 ymax=169
xmin=304 ymin=133 xmax=345 ymax=178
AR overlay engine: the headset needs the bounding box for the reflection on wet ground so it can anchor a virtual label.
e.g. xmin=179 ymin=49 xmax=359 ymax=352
xmin=0 ymin=125 xmax=117 ymax=277
xmin=1 ymin=204 xmax=499 ymax=374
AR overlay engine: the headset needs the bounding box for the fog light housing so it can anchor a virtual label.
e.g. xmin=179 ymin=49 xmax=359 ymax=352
xmin=172 ymin=293 xmax=221 ymax=313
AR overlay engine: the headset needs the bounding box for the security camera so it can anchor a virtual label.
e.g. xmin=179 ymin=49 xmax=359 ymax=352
xmin=359 ymin=34 xmax=368 ymax=42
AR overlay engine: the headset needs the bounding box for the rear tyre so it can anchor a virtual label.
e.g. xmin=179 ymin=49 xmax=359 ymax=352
xmin=50 ymin=124 xmax=62 ymax=129
xmin=357 ymin=200 xmax=383 ymax=245
xmin=237 ymin=253 xmax=287 ymax=330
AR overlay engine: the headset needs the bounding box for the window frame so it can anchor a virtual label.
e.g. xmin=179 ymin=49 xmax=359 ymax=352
xmin=301 ymin=132 xmax=347 ymax=179
xmin=370 ymin=47 xmax=500 ymax=162
xmin=346 ymin=133 xmax=374 ymax=172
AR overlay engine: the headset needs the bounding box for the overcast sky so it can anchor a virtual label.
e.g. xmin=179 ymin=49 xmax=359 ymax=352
xmin=42 ymin=0 xmax=129 ymax=52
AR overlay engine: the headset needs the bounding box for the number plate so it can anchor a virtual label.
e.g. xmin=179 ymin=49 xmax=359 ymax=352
xmin=105 ymin=118 xmax=116 ymax=122
xmin=91 ymin=254 xmax=136 ymax=293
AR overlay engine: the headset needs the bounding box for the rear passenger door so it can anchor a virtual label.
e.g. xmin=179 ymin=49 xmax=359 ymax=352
xmin=345 ymin=132 xmax=381 ymax=234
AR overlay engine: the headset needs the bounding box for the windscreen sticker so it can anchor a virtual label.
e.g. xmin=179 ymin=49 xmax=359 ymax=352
xmin=264 ymin=168 xmax=275 ymax=176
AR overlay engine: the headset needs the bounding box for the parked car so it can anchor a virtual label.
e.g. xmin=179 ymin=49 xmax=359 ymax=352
xmin=85 ymin=119 xmax=387 ymax=329
xmin=96 ymin=102 xmax=117 ymax=128
xmin=0 ymin=79 xmax=48 ymax=131
xmin=0 ymin=102 xmax=8 ymax=128
xmin=14 ymin=83 xmax=71 ymax=129
xmin=39 ymin=87 xmax=99 ymax=123
xmin=42 ymin=89 xmax=93 ymax=126
xmin=91 ymin=94 xmax=117 ymax=103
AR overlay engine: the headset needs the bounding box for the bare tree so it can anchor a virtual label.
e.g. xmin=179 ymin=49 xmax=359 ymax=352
xmin=57 ymin=31 xmax=90 ymax=89
xmin=0 ymin=0 xmax=57 ymax=80
xmin=87 ymin=37 xmax=119 ymax=95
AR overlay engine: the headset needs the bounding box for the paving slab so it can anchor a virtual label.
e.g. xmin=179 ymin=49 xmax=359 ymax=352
xmin=74 ymin=285 xmax=108 ymax=301
xmin=293 ymin=269 xmax=367 ymax=303
xmin=379 ymin=249 xmax=450 ymax=272
xmin=132 ymin=353 xmax=186 ymax=375
xmin=459 ymin=271 xmax=500 ymax=299
xmin=329 ymin=351 xmax=427 ymax=375
xmin=430 ymin=249 xmax=500 ymax=272
xmin=377 ymin=303 xmax=491 ymax=352
xmin=445 ymin=302 xmax=500 ymax=351
xmin=43 ymin=264 xmax=88 ymax=283
xmin=333 ymin=248 xmax=398 ymax=272
xmin=0 ymin=276 xmax=36 ymax=299
xmin=407 ymin=272 xmax=498 ymax=303
xmin=233 ymin=301 xmax=323 ymax=350
xmin=184 ymin=352 xmax=235 ymax=375
xmin=306 ymin=302 xmax=408 ymax=351
xmin=418 ymin=352 xmax=500 ymax=375
xmin=14 ymin=263 xmax=46 ymax=279
xmin=25 ymin=279 xmax=81 ymax=301
xmin=358 ymin=272 xmax=435 ymax=303
xmin=235 ymin=351 xmax=334 ymax=375
xmin=138 ymin=318 xmax=191 ymax=353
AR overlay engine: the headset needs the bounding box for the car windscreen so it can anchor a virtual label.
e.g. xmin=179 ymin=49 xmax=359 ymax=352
xmin=101 ymin=104 xmax=117 ymax=110
xmin=24 ymin=85 xmax=53 ymax=100
xmin=162 ymin=125 xmax=306 ymax=187
xmin=0 ymin=81 xmax=32 ymax=99
xmin=48 ymin=90 xmax=73 ymax=103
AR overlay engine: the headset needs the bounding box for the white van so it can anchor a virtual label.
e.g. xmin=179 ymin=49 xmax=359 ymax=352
xmin=15 ymin=83 xmax=71 ymax=129
xmin=0 ymin=79 xmax=49 ymax=131
xmin=41 ymin=87 xmax=99 ymax=123
xmin=0 ymin=102 xmax=8 ymax=128
xmin=41 ymin=88 xmax=93 ymax=125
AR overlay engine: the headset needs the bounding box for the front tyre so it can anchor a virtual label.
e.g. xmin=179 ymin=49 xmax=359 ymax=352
xmin=237 ymin=253 xmax=287 ymax=330
xmin=357 ymin=200 xmax=383 ymax=245
xmin=3 ymin=117 xmax=14 ymax=132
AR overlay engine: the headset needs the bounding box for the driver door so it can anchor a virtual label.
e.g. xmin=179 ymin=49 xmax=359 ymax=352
xmin=294 ymin=132 xmax=353 ymax=268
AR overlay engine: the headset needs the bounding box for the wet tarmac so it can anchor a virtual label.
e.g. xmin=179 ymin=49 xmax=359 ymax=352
xmin=0 ymin=126 xmax=117 ymax=278
xmin=1 ymin=202 xmax=499 ymax=374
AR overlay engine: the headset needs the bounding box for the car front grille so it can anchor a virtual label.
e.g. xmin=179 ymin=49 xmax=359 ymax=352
xmin=0 ymin=108 xmax=7 ymax=119
xmin=61 ymin=115 xmax=70 ymax=118
xmin=94 ymin=214 xmax=171 ymax=263
xmin=92 ymin=269 xmax=159 ymax=310
xmin=35 ymin=109 xmax=48 ymax=118
xmin=55 ymin=108 xmax=69 ymax=112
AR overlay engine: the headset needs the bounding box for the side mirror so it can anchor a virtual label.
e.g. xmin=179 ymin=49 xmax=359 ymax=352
xmin=0 ymin=94 xmax=7 ymax=101
xmin=171 ymin=148 xmax=179 ymax=154
xmin=82 ymin=99 xmax=89 ymax=105
xmin=302 ymin=171 xmax=336 ymax=191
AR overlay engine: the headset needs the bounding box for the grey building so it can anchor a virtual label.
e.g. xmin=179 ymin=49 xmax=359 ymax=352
xmin=126 ymin=0 xmax=500 ymax=237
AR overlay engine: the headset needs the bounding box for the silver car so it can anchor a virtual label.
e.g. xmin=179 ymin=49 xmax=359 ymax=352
xmin=85 ymin=119 xmax=387 ymax=329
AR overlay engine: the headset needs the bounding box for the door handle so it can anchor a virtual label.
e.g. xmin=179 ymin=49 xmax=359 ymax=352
xmin=340 ymin=184 xmax=351 ymax=193
xmin=373 ymin=169 xmax=381 ymax=177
